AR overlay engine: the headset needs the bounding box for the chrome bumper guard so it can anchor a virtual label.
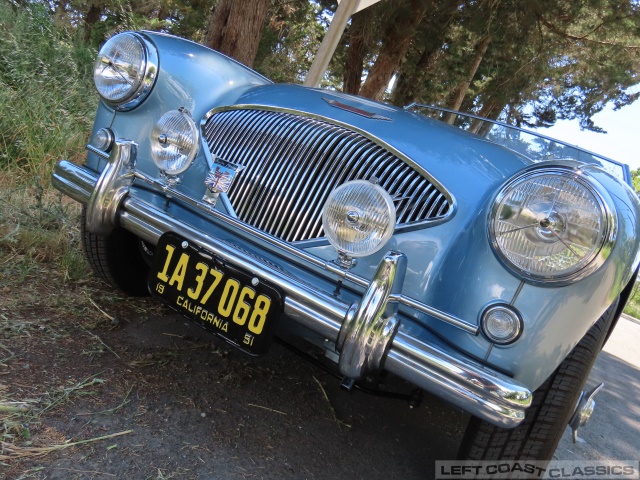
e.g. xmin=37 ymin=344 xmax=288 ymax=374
xmin=52 ymin=141 xmax=532 ymax=428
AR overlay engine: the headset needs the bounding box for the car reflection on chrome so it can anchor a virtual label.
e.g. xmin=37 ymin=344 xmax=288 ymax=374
xmin=52 ymin=31 xmax=640 ymax=461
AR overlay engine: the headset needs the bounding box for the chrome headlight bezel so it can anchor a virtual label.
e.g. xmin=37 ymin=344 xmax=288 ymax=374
xmin=489 ymin=166 xmax=617 ymax=285
xmin=93 ymin=32 xmax=158 ymax=111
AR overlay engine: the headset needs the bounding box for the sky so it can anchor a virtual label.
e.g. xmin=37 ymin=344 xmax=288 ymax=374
xmin=534 ymin=99 xmax=640 ymax=171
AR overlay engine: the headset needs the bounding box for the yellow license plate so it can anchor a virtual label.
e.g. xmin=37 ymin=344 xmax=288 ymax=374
xmin=149 ymin=233 xmax=282 ymax=355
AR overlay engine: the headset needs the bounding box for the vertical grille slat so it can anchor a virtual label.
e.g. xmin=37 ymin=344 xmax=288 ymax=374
xmin=202 ymin=108 xmax=451 ymax=243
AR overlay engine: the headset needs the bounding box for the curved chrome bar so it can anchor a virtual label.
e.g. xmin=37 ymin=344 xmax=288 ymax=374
xmin=337 ymin=252 xmax=406 ymax=379
xmin=85 ymin=140 xmax=137 ymax=235
xmin=51 ymin=157 xmax=533 ymax=428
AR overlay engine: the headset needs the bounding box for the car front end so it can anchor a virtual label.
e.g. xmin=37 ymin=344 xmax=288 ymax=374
xmin=51 ymin=31 xmax=640 ymax=439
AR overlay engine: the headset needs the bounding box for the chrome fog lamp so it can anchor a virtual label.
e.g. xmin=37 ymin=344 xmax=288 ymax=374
xmin=94 ymin=32 xmax=157 ymax=110
xmin=322 ymin=180 xmax=396 ymax=262
xmin=150 ymin=109 xmax=199 ymax=175
xmin=490 ymin=168 xmax=615 ymax=284
xmin=481 ymin=305 xmax=522 ymax=344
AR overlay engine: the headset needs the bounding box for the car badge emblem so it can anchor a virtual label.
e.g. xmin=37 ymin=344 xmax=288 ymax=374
xmin=322 ymin=97 xmax=392 ymax=121
xmin=203 ymin=156 xmax=244 ymax=206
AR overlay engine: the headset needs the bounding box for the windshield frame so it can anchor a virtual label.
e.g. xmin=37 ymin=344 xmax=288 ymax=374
xmin=405 ymin=103 xmax=631 ymax=185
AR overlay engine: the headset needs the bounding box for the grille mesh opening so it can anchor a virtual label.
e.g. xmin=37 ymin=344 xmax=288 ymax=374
xmin=203 ymin=109 xmax=451 ymax=243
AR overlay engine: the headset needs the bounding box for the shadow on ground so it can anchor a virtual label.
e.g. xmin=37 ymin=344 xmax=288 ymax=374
xmin=11 ymin=313 xmax=467 ymax=480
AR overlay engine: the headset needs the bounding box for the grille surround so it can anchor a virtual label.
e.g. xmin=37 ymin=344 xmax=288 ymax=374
xmin=201 ymin=106 xmax=453 ymax=243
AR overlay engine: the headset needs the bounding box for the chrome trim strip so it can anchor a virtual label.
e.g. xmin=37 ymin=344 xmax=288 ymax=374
xmin=394 ymin=295 xmax=481 ymax=333
xmin=51 ymin=158 xmax=531 ymax=427
xmin=87 ymin=144 xmax=110 ymax=160
xmin=322 ymin=97 xmax=392 ymax=121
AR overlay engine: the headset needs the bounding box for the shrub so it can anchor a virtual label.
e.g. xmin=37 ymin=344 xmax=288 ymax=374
xmin=0 ymin=2 xmax=96 ymax=177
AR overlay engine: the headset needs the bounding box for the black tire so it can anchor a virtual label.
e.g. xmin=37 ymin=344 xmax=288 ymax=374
xmin=458 ymin=298 xmax=619 ymax=460
xmin=81 ymin=207 xmax=152 ymax=296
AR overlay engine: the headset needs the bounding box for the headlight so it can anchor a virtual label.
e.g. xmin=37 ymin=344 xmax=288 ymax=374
xmin=151 ymin=109 xmax=199 ymax=175
xmin=322 ymin=180 xmax=396 ymax=258
xmin=489 ymin=168 xmax=615 ymax=283
xmin=94 ymin=32 xmax=158 ymax=110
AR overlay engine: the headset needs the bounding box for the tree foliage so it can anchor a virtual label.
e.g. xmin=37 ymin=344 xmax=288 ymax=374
xmin=631 ymin=168 xmax=640 ymax=193
xmin=7 ymin=0 xmax=640 ymax=133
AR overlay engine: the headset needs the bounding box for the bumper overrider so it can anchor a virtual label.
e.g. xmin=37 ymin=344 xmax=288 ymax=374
xmin=52 ymin=139 xmax=532 ymax=428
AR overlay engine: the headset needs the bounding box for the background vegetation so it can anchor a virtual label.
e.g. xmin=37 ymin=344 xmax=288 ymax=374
xmin=1 ymin=0 xmax=640 ymax=315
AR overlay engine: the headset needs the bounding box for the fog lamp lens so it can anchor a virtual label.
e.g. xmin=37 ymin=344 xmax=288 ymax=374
xmin=481 ymin=305 xmax=522 ymax=344
xmin=322 ymin=180 xmax=396 ymax=257
xmin=151 ymin=109 xmax=199 ymax=175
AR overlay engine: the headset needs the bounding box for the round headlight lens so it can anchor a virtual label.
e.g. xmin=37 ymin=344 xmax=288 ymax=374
xmin=94 ymin=33 xmax=157 ymax=109
xmin=490 ymin=169 xmax=612 ymax=282
xmin=151 ymin=109 xmax=199 ymax=175
xmin=322 ymin=180 xmax=396 ymax=258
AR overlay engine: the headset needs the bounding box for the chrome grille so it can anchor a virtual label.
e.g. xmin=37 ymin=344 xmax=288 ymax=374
xmin=202 ymin=108 xmax=451 ymax=243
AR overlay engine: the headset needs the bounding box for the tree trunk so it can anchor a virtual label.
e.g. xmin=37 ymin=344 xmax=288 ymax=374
xmin=391 ymin=46 xmax=444 ymax=106
xmin=469 ymin=96 xmax=508 ymax=136
xmin=54 ymin=0 xmax=68 ymax=25
xmin=205 ymin=0 xmax=271 ymax=68
xmin=343 ymin=9 xmax=372 ymax=94
xmin=443 ymin=34 xmax=492 ymax=123
xmin=390 ymin=0 xmax=464 ymax=106
xmin=359 ymin=0 xmax=429 ymax=101
xmin=83 ymin=4 xmax=102 ymax=43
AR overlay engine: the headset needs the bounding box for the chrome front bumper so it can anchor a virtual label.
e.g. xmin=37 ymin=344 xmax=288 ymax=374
xmin=52 ymin=142 xmax=532 ymax=428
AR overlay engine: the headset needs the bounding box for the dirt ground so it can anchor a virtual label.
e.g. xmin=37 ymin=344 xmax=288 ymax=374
xmin=0 ymin=273 xmax=468 ymax=480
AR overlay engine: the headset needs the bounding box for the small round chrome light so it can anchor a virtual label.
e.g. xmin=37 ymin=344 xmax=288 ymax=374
xmin=322 ymin=180 xmax=396 ymax=258
xmin=481 ymin=304 xmax=523 ymax=344
xmin=90 ymin=128 xmax=115 ymax=152
xmin=150 ymin=109 xmax=199 ymax=175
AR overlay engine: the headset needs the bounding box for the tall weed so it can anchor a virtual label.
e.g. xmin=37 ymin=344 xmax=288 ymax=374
xmin=0 ymin=2 xmax=96 ymax=178
xmin=0 ymin=3 xmax=96 ymax=278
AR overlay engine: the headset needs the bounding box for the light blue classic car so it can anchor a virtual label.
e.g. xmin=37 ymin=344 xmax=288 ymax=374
xmin=52 ymin=31 xmax=640 ymax=460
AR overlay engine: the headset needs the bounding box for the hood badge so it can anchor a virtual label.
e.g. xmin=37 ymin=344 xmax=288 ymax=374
xmin=323 ymin=98 xmax=392 ymax=121
xmin=203 ymin=156 xmax=244 ymax=206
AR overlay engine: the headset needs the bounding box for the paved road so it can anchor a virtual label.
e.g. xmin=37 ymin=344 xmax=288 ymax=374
xmin=555 ymin=315 xmax=640 ymax=460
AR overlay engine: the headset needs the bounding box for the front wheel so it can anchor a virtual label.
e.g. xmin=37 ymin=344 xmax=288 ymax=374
xmin=458 ymin=299 xmax=618 ymax=460
xmin=81 ymin=207 xmax=152 ymax=296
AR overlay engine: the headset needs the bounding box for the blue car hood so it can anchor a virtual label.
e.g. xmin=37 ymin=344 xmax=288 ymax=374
xmin=234 ymin=84 xmax=533 ymax=206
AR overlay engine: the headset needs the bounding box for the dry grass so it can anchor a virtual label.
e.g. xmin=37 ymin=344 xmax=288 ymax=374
xmin=0 ymin=373 xmax=115 ymax=465
xmin=0 ymin=430 xmax=133 ymax=461
xmin=0 ymin=172 xmax=89 ymax=283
